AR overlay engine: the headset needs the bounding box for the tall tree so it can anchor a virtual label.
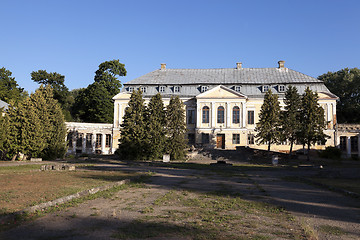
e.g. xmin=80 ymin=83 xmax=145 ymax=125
xmin=318 ymin=68 xmax=360 ymax=123
xmin=281 ymin=86 xmax=301 ymax=155
xmin=0 ymin=67 xmax=26 ymax=103
xmin=298 ymin=87 xmax=329 ymax=160
xmin=145 ymin=93 xmax=166 ymax=160
xmin=118 ymin=89 xmax=147 ymax=160
xmin=255 ymin=89 xmax=281 ymax=151
xmin=94 ymin=59 xmax=126 ymax=96
xmin=0 ymin=108 xmax=9 ymax=160
xmin=31 ymin=70 xmax=72 ymax=121
xmin=165 ymin=96 xmax=187 ymax=160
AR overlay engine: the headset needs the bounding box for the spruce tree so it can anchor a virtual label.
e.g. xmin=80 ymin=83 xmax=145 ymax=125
xmin=145 ymin=93 xmax=166 ymax=160
xmin=165 ymin=96 xmax=187 ymax=160
xmin=118 ymin=89 xmax=147 ymax=160
xmin=298 ymin=87 xmax=328 ymax=160
xmin=255 ymin=89 xmax=281 ymax=151
xmin=0 ymin=108 xmax=9 ymax=160
xmin=281 ymin=86 xmax=301 ymax=155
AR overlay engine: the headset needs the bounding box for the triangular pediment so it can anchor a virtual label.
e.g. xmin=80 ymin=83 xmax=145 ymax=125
xmin=112 ymin=92 xmax=132 ymax=100
xmin=318 ymin=92 xmax=338 ymax=100
xmin=196 ymin=85 xmax=247 ymax=99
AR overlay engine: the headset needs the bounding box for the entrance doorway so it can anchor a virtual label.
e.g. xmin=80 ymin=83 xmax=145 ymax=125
xmin=216 ymin=134 xmax=225 ymax=149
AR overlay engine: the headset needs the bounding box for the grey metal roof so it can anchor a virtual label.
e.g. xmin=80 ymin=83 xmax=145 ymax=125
xmin=125 ymin=67 xmax=323 ymax=85
xmin=0 ymin=100 xmax=9 ymax=110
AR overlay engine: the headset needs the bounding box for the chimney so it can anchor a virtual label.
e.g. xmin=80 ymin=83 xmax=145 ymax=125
xmin=278 ymin=60 xmax=285 ymax=69
xmin=236 ymin=62 xmax=242 ymax=69
xmin=161 ymin=63 xmax=166 ymax=70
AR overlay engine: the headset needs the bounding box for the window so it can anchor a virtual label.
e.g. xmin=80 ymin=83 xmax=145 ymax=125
xmin=96 ymin=134 xmax=102 ymax=148
xmin=159 ymin=86 xmax=165 ymax=92
xmin=128 ymin=87 xmax=134 ymax=92
xmin=140 ymin=86 xmax=147 ymax=93
xmin=278 ymin=85 xmax=285 ymax=92
xmin=232 ymin=134 xmax=240 ymax=144
xmin=217 ymin=106 xmax=225 ymax=123
xmin=233 ymin=106 xmax=240 ymax=124
xmin=188 ymin=133 xmax=195 ymax=145
xmin=187 ymin=109 xmax=195 ymax=124
xmin=317 ymin=140 xmax=326 ymax=146
xmin=76 ymin=133 xmax=83 ymax=147
xmin=67 ymin=132 xmax=73 ymax=147
xmin=351 ymin=136 xmax=358 ymax=151
xmin=202 ymin=133 xmax=210 ymax=144
xmin=234 ymin=86 xmax=241 ymax=92
xmin=248 ymin=134 xmax=254 ymax=145
xmin=202 ymin=106 xmax=210 ymax=123
xmin=86 ymin=133 xmax=92 ymax=148
xmin=340 ymin=137 xmax=347 ymax=151
xmin=248 ymin=110 xmax=254 ymax=124
xmin=174 ymin=86 xmax=180 ymax=93
xmin=201 ymin=86 xmax=208 ymax=92
xmin=262 ymin=85 xmax=269 ymax=92
xmin=105 ymin=134 xmax=111 ymax=147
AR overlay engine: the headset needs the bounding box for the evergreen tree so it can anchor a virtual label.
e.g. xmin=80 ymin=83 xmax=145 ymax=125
xmin=0 ymin=67 xmax=26 ymax=103
xmin=0 ymin=108 xmax=9 ymax=160
xmin=165 ymin=96 xmax=187 ymax=160
xmin=94 ymin=59 xmax=126 ymax=96
xmin=281 ymin=86 xmax=301 ymax=155
xmin=298 ymin=87 xmax=329 ymax=160
xmin=118 ymin=89 xmax=147 ymax=160
xmin=255 ymin=89 xmax=281 ymax=151
xmin=144 ymin=93 xmax=166 ymax=160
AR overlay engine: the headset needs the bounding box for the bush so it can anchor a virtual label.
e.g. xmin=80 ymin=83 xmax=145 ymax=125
xmin=318 ymin=146 xmax=342 ymax=160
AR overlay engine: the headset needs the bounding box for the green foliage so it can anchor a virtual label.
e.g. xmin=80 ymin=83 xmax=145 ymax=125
xmin=144 ymin=93 xmax=166 ymax=160
xmin=0 ymin=108 xmax=9 ymax=159
xmin=318 ymin=146 xmax=342 ymax=160
xmin=165 ymin=96 xmax=187 ymax=160
xmin=118 ymin=90 xmax=147 ymax=160
xmin=72 ymin=83 xmax=113 ymax=123
xmin=298 ymin=87 xmax=329 ymax=159
xmin=31 ymin=70 xmax=73 ymax=121
xmin=281 ymin=86 xmax=301 ymax=155
xmin=319 ymin=68 xmax=360 ymax=123
xmin=255 ymin=90 xmax=281 ymax=151
xmin=0 ymin=67 xmax=26 ymax=103
xmin=2 ymin=85 xmax=66 ymax=160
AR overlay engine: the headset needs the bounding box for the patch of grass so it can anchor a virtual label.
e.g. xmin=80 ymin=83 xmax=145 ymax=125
xmin=318 ymin=225 xmax=347 ymax=236
xmin=0 ymin=164 xmax=40 ymax=173
xmin=308 ymin=178 xmax=360 ymax=195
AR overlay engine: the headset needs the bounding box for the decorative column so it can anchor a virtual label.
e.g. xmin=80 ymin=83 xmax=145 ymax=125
xmin=242 ymin=102 xmax=246 ymax=128
xmin=226 ymin=102 xmax=230 ymax=128
xmin=347 ymin=136 xmax=351 ymax=158
xmin=92 ymin=132 xmax=96 ymax=153
xmin=211 ymin=102 xmax=215 ymax=128
xmin=118 ymin=104 xmax=122 ymax=127
xmin=101 ymin=134 xmax=106 ymax=154
xmin=72 ymin=133 xmax=76 ymax=153
xmin=82 ymin=134 xmax=86 ymax=153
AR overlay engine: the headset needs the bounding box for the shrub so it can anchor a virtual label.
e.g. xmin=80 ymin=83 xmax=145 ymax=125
xmin=318 ymin=146 xmax=342 ymax=160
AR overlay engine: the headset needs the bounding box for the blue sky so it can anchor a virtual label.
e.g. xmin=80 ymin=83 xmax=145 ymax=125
xmin=1 ymin=0 xmax=359 ymax=93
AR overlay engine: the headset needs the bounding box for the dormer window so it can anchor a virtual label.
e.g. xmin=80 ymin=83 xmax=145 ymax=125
xmin=128 ymin=87 xmax=134 ymax=93
xmin=234 ymin=86 xmax=241 ymax=92
xmin=174 ymin=86 xmax=180 ymax=93
xmin=201 ymin=86 xmax=208 ymax=92
xmin=262 ymin=85 xmax=270 ymax=92
xmin=140 ymin=86 xmax=147 ymax=93
xmin=159 ymin=86 xmax=166 ymax=93
xmin=278 ymin=85 xmax=285 ymax=92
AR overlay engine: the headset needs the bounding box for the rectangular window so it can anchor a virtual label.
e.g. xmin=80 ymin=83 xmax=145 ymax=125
xmin=248 ymin=110 xmax=254 ymax=124
xmin=202 ymin=133 xmax=210 ymax=144
xmin=188 ymin=133 xmax=195 ymax=145
xmin=86 ymin=133 xmax=92 ymax=148
xmin=76 ymin=133 xmax=83 ymax=147
xmin=174 ymin=86 xmax=180 ymax=93
xmin=351 ymin=136 xmax=358 ymax=152
xmin=187 ymin=110 xmax=195 ymax=124
xmin=262 ymin=85 xmax=269 ymax=92
xmin=278 ymin=85 xmax=285 ymax=92
xmin=235 ymin=86 xmax=241 ymax=92
xmin=202 ymin=107 xmax=209 ymax=123
xmin=248 ymin=134 xmax=254 ymax=145
xmin=105 ymin=134 xmax=111 ymax=148
xmin=232 ymin=134 xmax=240 ymax=144
xmin=340 ymin=136 xmax=347 ymax=151
xmin=201 ymin=86 xmax=208 ymax=92
xmin=96 ymin=134 xmax=102 ymax=148
xmin=67 ymin=132 xmax=73 ymax=147
xmin=128 ymin=87 xmax=134 ymax=92
xmin=140 ymin=86 xmax=147 ymax=93
xmin=159 ymin=86 xmax=165 ymax=92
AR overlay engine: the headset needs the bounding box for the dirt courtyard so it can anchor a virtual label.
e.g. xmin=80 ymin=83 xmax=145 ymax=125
xmin=1 ymin=160 xmax=360 ymax=240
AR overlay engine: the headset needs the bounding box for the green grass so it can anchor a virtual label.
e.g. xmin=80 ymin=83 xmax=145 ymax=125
xmin=0 ymin=164 xmax=41 ymax=173
xmin=318 ymin=225 xmax=347 ymax=236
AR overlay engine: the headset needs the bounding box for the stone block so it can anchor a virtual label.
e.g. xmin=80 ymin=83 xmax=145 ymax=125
xmin=30 ymin=158 xmax=42 ymax=162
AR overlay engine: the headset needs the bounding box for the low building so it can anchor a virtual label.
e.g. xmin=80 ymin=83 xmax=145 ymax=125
xmin=0 ymin=100 xmax=9 ymax=116
xmin=337 ymin=124 xmax=360 ymax=157
xmin=112 ymin=61 xmax=338 ymax=152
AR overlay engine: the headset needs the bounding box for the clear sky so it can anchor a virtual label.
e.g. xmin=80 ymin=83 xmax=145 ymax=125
xmin=1 ymin=0 xmax=359 ymax=93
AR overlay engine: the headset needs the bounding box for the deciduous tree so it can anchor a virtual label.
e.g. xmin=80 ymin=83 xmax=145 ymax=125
xmin=255 ymin=89 xmax=281 ymax=151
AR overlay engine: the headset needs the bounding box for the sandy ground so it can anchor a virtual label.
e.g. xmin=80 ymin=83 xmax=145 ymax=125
xmin=0 ymin=160 xmax=359 ymax=240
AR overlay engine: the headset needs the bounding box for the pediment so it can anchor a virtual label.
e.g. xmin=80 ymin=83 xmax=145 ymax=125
xmin=318 ymin=92 xmax=338 ymax=100
xmin=112 ymin=92 xmax=132 ymax=100
xmin=196 ymin=85 xmax=247 ymax=99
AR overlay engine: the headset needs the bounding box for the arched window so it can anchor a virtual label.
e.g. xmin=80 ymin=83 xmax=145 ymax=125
xmin=217 ymin=106 xmax=225 ymax=123
xmin=233 ymin=106 xmax=240 ymax=124
xmin=202 ymin=106 xmax=209 ymax=123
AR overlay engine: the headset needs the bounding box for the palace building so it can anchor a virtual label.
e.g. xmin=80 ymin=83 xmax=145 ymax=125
xmin=111 ymin=61 xmax=339 ymax=153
